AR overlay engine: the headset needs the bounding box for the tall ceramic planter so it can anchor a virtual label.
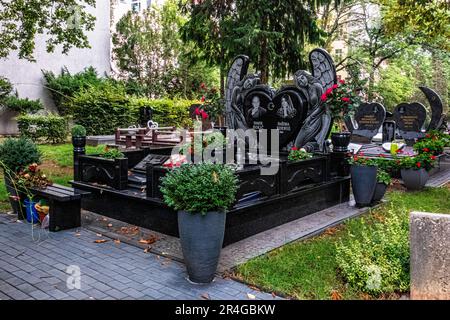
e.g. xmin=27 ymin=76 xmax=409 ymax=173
xmin=178 ymin=211 xmax=226 ymax=284
xmin=372 ymin=183 xmax=388 ymax=203
xmin=401 ymin=168 xmax=429 ymax=191
xmin=331 ymin=132 xmax=351 ymax=152
xmin=351 ymin=165 xmax=377 ymax=207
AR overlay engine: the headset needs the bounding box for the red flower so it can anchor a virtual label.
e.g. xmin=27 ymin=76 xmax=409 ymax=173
xmin=194 ymin=107 xmax=201 ymax=116
xmin=339 ymin=79 xmax=346 ymax=84
xmin=325 ymin=88 xmax=333 ymax=95
xmin=426 ymin=134 xmax=431 ymax=138
xmin=200 ymin=83 xmax=206 ymax=89
xmin=201 ymin=96 xmax=206 ymax=102
xmin=320 ymin=94 xmax=328 ymax=102
xmin=201 ymin=111 xmax=208 ymax=120
xmin=358 ymin=152 xmax=364 ymax=156
xmin=431 ymin=155 xmax=436 ymax=160
xmin=291 ymin=146 xmax=298 ymax=151
xmin=396 ymin=149 xmax=403 ymax=154
xmin=423 ymin=148 xmax=430 ymax=153
xmin=416 ymin=162 xmax=421 ymax=168
xmin=353 ymin=156 xmax=359 ymax=161
xmin=341 ymin=97 xmax=350 ymax=103
xmin=332 ymin=84 xmax=338 ymax=89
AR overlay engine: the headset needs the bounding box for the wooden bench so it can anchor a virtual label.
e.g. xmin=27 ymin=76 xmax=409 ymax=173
xmin=29 ymin=184 xmax=90 ymax=232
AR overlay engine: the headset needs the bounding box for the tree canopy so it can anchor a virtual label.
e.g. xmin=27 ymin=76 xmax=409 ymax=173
xmin=0 ymin=0 xmax=96 ymax=61
xmin=180 ymin=0 xmax=338 ymax=85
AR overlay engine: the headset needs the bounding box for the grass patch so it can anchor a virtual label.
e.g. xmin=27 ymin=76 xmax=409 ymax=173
xmin=235 ymin=187 xmax=450 ymax=300
xmin=38 ymin=143 xmax=105 ymax=167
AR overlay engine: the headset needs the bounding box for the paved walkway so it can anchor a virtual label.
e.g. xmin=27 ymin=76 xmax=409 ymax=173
xmin=0 ymin=215 xmax=278 ymax=300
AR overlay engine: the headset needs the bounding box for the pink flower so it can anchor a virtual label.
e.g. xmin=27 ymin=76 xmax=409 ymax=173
xmin=341 ymin=97 xmax=350 ymax=103
xmin=201 ymin=111 xmax=208 ymax=120
xmin=291 ymin=146 xmax=298 ymax=151
xmin=332 ymin=84 xmax=338 ymax=89
xmin=321 ymin=94 xmax=328 ymax=102
xmin=339 ymin=79 xmax=346 ymax=84
xmin=325 ymin=88 xmax=333 ymax=95
xmin=195 ymin=107 xmax=201 ymax=116
xmin=201 ymin=96 xmax=206 ymax=102
xmin=416 ymin=162 xmax=421 ymax=168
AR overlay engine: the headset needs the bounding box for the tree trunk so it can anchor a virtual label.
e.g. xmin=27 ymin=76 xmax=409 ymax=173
xmin=220 ymin=66 xmax=225 ymax=98
xmin=259 ymin=36 xmax=269 ymax=84
xmin=368 ymin=67 xmax=375 ymax=101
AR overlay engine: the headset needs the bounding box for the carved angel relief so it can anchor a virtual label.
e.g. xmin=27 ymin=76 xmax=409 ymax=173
xmin=225 ymin=48 xmax=337 ymax=152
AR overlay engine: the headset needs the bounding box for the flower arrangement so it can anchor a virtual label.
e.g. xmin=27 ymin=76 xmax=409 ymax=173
xmin=413 ymin=130 xmax=449 ymax=155
xmin=196 ymin=83 xmax=224 ymax=124
xmin=16 ymin=163 xmax=53 ymax=190
xmin=347 ymin=152 xmax=378 ymax=166
xmin=288 ymin=147 xmax=313 ymax=161
xmin=398 ymin=153 xmax=436 ymax=171
xmin=320 ymin=79 xmax=361 ymax=130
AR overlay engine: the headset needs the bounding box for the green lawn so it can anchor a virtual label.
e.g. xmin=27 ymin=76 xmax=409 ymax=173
xmin=0 ymin=143 xmax=105 ymax=212
xmin=234 ymin=187 xmax=450 ymax=300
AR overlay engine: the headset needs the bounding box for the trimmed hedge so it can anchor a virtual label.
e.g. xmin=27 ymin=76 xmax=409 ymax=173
xmin=69 ymin=81 xmax=197 ymax=135
xmin=3 ymin=96 xmax=43 ymax=114
xmin=17 ymin=114 xmax=69 ymax=144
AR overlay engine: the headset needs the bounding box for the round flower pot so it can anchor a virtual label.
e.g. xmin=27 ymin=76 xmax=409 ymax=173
xmin=331 ymin=132 xmax=351 ymax=152
xmin=72 ymin=136 xmax=86 ymax=152
xmin=401 ymin=168 xmax=429 ymax=191
xmin=351 ymin=165 xmax=377 ymax=207
xmin=372 ymin=182 xmax=388 ymax=203
xmin=178 ymin=210 xmax=226 ymax=284
xmin=3 ymin=172 xmax=26 ymax=220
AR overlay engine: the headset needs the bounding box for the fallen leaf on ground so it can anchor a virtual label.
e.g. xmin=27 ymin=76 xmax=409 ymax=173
xmin=201 ymin=293 xmax=210 ymax=300
xmin=247 ymin=293 xmax=256 ymax=300
xmin=331 ymin=290 xmax=342 ymax=300
xmin=93 ymin=239 xmax=108 ymax=244
xmin=248 ymin=285 xmax=260 ymax=292
xmin=138 ymin=235 xmax=158 ymax=245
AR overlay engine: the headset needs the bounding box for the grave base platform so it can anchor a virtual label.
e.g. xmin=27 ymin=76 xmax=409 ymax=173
xmin=72 ymin=177 xmax=350 ymax=246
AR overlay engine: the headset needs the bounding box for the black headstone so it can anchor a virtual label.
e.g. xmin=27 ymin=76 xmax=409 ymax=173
xmin=351 ymin=103 xmax=386 ymax=143
xmin=393 ymin=103 xmax=427 ymax=145
xmin=242 ymin=85 xmax=308 ymax=148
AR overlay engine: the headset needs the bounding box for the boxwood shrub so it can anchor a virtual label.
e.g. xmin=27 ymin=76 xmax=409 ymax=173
xmin=17 ymin=114 xmax=69 ymax=144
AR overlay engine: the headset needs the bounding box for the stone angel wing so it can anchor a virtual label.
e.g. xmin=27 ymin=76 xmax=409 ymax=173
xmin=309 ymin=48 xmax=337 ymax=92
xmin=225 ymin=55 xmax=250 ymax=116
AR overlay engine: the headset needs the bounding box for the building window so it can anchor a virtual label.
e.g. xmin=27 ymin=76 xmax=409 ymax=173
xmin=335 ymin=48 xmax=343 ymax=60
xmin=131 ymin=0 xmax=141 ymax=12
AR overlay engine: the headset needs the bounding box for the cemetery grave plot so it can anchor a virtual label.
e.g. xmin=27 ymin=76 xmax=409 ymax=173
xmin=71 ymin=48 xmax=351 ymax=246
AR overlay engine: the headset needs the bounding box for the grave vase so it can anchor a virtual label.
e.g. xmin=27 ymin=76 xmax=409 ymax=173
xmin=178 ymin=210 xmax=225 ymax=284
xmin=350 ymin=165 xmax=377 ymax=207
xmin=331 ymin=132 xmax=351 ymax=152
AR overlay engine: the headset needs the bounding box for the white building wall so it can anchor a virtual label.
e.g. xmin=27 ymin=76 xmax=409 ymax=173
xmin=0 ymin=1 xmax=111 ymax=135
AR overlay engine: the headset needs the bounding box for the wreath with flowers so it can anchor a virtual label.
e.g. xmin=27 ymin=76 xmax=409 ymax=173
xmin=320 ymin=79 xmax=361 ymax=130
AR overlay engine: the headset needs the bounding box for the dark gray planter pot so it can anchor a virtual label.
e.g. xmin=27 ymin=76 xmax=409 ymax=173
xmin=178 ymin=210 xmax=226 ymax=284
xmin=401 ymin=168 xmax=429 ymax=191
xmin=351 ymin=165 xmax=377 ymax=207
xmin=372 ymin=182 xmax=388 ymax=203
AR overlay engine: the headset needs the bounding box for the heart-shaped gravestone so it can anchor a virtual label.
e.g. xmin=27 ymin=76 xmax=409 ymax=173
xmin=393 ymin=103 xmax=427 ymax=143
xmin=243 ymin=85 xmax=307 ymax=148
xmin=351 ymin=102 xmax=386 ymax=143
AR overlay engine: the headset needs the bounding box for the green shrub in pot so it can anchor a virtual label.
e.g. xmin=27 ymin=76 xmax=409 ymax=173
xmin=160 ymin=163 xmax=239 ymax=283
xmin=71 ymin=125 xmax=87 ymax=137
